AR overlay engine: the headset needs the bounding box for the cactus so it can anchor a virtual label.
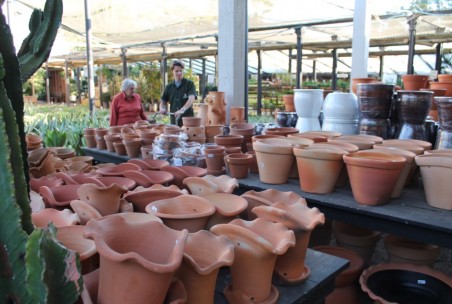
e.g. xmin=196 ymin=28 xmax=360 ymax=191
xmin=0 ymin=1 xmax=82 ymax=302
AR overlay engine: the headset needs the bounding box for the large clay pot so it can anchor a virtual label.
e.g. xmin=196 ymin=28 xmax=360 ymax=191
xmin=252 ymin=202 xmax=325 ymax=285
xmin=230 ymin=106 xmax=245 ymax=124
xmin=84 ymin=215 xmax=188 ymax=304
xmin=177 ymin=230 xmax=234 ymax=304
xmin=322 ymin=92 xmax=360 ymax=135
xmin=401 ymin=74 xmax=429 ymax=90
xmin=210 ymin=218 xmax=295 ymax=304
xmin=384 ymin=234 xmax=440 ymax=267
xmin=205 ymin=91 xmax=226 ymax=125
xmin=429 ymin=81 xmax=452 ymax=96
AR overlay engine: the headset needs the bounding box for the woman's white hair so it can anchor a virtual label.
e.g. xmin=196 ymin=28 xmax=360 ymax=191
xmin=121 ymin=78 xmax=137 ymax=92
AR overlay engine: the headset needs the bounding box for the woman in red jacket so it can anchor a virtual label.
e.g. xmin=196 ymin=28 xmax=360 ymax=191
xmin=110 ymin=78 xmax=147 ymax=126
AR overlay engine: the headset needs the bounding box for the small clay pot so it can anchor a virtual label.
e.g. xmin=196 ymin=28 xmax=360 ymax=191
xmin=225 ymin=153 xmax=252 ymax=179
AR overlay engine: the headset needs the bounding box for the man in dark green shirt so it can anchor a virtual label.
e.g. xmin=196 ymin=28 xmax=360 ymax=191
xmin=159 ymin=59 xmax=197 ymax=126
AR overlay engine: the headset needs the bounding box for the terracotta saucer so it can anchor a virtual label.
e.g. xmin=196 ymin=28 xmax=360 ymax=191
xmin=273 ymin=265 xmax=311 ymax=286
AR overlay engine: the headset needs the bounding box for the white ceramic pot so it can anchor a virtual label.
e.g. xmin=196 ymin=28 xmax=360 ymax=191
xmin=294 ymin=89 xmax=324 ymax=118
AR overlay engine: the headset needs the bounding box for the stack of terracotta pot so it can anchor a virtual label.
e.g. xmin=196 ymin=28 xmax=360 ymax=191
xmin=429 ymin=74 xmax=452 ymax=97
xmin=182 ymin=117 xmax=206 ymax=144
xmin=26 ymin=133 xmax=44 ymax=151
xmin=204 ymin=125 xmax=224 ymax=143
xmin=83 ymin=128 xmax=97 ymax=148
xmin=229 ymin=122 xmax=255 ymax=152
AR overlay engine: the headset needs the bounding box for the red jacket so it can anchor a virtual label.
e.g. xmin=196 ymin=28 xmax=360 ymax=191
xmin=110 ymin=92 xmax=147 ymax=126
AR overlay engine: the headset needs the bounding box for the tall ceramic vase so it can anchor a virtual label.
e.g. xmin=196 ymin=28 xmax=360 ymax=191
xmin=177 ymin=230 xmax=235 ymax=304
xmin=210 ymin=218 xmax=295 ymax=304
xmin=293 ymin=89 xmax=324 ymax=132
xmin=84 ymin=214 xmax=188 ymax=304
xmin=252 ymin=202 xmax=325 ymax=285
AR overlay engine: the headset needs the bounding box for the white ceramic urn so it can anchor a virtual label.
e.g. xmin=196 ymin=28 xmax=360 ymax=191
xmin=294 ymin=89 xmax=324 ymax=132
xmin=322 ymin=92 xmax=360 ymax=135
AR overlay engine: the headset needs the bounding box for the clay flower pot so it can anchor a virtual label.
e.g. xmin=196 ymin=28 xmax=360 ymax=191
xmin=252 ymin=202 xmax=325 ymax=284
xmin=56 ymin=225 xmax=99 ymax=274
xmin=160 ymin=166 xmax=207 ymax=189
xmin=124 ymin=189 xmax=183 ymax=213
xmin=30 ymin=175 xmax=64 ymax=192
xmin=123 ymin=138 xmax=142 ymax=158
xmin=214 ymin=134 xmax=244 ymax=147
xmin=76 ymin=183 xmax=128 ymax=216
xmin=360 ymin=263 xmax=452 ymax=304
xmin=384 ymin=234 xmax=441 ymax=267
xmin=70 ymin=200 xmax=103 ymax=225
xmin=182 ymin=117 xmax=202 ymax=127
xmin=241 ymin=188 xmax=307 ymax=220
xmin=343 ymin=151 xmax=405 ymax=205
xmin=288 ymin=132 xmax=328 ymax=143
xmin=122 ymin=169 xmax=174 ymax=188
xmin=210 ymin=218 xmax=295 ymax=304
xmin=128 ymin=158 xmax=170 ymax=170
xmin=113 ymin=141 xmax=127 ymax=155
xmin=183 ymin=175 xmax=238 ymax=195
xmin=204 ymin=145 xmax=226 ymax=172
xmin=283 ymin=94 xmax=295 ymax=111
xmin=329 ymin=135 xmax=376 ymax=150
xmin=145 ymin=194 xmax=215 ymax=232
xmin=313 ymin=246 xmax=365 ymax=304
xmin=333 ymin=221 xmax=381 ymax=266
xmin=178 ymin=230 xmax=234 ymax=304
xmin=293 ymin=146 xmax=347 ymax=194
xmin=199 ymin=193 xmax=248 ymax=229
xmin=96 ymin=162 xmax=141 ymax=176
xmin=415 ymin=153 xmax=452 ymax=210
xmin=265 ymin=127 xmax=299 ymax=137
xmin=103 ymin=134 xmax=122 ymax=152
xmin=225 ymin=153 xmax=252 ymax=179
xmin=84 ymin=215 xmax=188 ymax=304
xmin=351 ymin=77 xmax=377 ymax=94
xmin=383 ymin=138 xmax=432 ymax=151
xmin=31 ymin=208 xmax=80 ymax=228
xmin=39 ymin=184 xmax=82 ymax=209
xmin=402 ymin=74 xmax=429 ymax=90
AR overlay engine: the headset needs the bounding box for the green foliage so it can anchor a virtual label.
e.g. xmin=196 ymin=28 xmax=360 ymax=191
xmin=135 ymin=63 xmax=161 ymax=104
xmin=23 ymin=68 xmax=46 ymax=100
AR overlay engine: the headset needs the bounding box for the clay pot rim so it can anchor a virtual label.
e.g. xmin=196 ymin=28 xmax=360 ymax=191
xmin=252 ymin=135 xmax=285 ymax=142
xmin=200 ymin=193 xmax=248 ymax=215
xmin=145 ymin=194 xmax=216 ymax=218
xmin=343 ymin=152 xmax=406 ymax=169
xmin=230 ymin=123 xmax=255 ymax=131
xmin=401 ymin=74 xmax=429 ymax=79
xmin=397 ymin=90 xmax=434 ymax=96
xmin=383 ymin=139 xmax=432 ymax=151
xmin=424 ymin=149 xmax=452 ymax=155
xmin=293 ymin=147 xmax=347 ymax=160
xmin=313 ymin=245 xmax=365 ymax=279
xmin=253 ymin=138 xmax=298 ymax=155
xmin=373 ymin=143 xmax=424 ymax=155
xmin=225 ymin=153 xmax=253 ymax=164
xmin=313 ymin=142 xmax=359 ymax=152
xmin=303 ymin=131 xmax=343 ymax=139
xmin=241 ymin=189 xmax=307 ymax=207
xmin=285 ymin=137 xmax=314 ymax=147
xmin=366 ymin=148 xmax=416 ymax=163
xmin=415 ymin=153 xmax=452 ymax=168
xmin=56 ymin=225 xmax=97 ymax=259
xmin=265 ymin=127 xmax=299 ymax=134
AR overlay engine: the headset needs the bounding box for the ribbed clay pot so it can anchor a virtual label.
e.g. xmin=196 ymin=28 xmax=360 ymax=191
xmin=210 ymin=218 xmax=295 ymax=304
xmin=384 ymin=234 xmax=441 ymax=267
xmin=343 ymin=151 xmax=405 ymax=206
xmin=252 ymin=202 xmax=325 ymax=285
xmin=84 ymin=215 xmax=188 ymax=304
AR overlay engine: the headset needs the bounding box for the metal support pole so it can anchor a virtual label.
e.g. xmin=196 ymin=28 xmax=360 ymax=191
xmin=244 ymin=1 xmax=249 ymax=122
xmin=295 ymin=27 xmax=302 ymax=89
xmin=312 ymin=60 xmax=317 ymax=82
xmin=84 ymin=0 xmax=95 ymax=116
xmin=98 ymin=64 xmax=103 ymax=107
xmin=76 ymin=68 xmax=81 ymax=104
xmin=64 ymin=59 xmax=70 ymax=105
xmin=331 ymin=49 xmax=338 ymax=91
xmin=257 ymin=50 xmax=262 ymax=116
xmin=161 ymin=44 xmax=167 ymax=91
xmin=407 ymin=15 xmax=418 ymax=75
xmin=121 ymin=48 xmax=128 ymax=78
xmin=288 ymin=49 xmax=292 ymax=74
xmin=379 ymin=55 xmax=384 ymax=80
xmin=45 ymin=61 xmax=50 ymax=104
xmin=201 ymin=58 xmax=207 ymax=99
xmin=435 ymin=43 xmax=442 ymax=75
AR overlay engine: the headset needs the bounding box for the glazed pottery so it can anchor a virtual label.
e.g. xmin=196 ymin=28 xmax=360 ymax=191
xmin=200 ymin=193 xmax=248 ymax=229
xmin=31 ymin=208 xmax=80 ymax=228
xmin=177 ymin=230 xmax=234 ymax=304
xmin=343 ymin=151 xmax=405 ymax=205
xmin=360 ymin=263 xmax=452 ymax=304
xmin=183 ymin=175 xmax=238 ymax=195
xmin=313 ymin=246 xmax=365 ymax=304
xmin=293 ymin=89 xmax=324 ymax=132
xmin=434 ymin=97 xmax=452 ymax=149
xmin=210 ymin=218 xmax=295 ymax=303
xmin=384 ymin=234 xmax=440 ymax=267
xmin=96 ymin=162 xmax=141 ymax=176
xmin=84 ymin=215 xmax=188 ymax=304
xmin=56 ymin=225 xmax=99 ymax=274
xmin=293 ymin=146 xmax=347 ymax=194
xmin=275 ymin=112 xmax=298 ymax=128
xmin=39 ymin=184 xmax=82 ymax=209
xmin=351 ymin=77 xmax=377 ymax=94
xmin=333 ymin=221 xmax=381 ymax=266
xmin=401 ymin=74 xmax=429 ymax=90
xmin=241 ymin=188 xmax=307 ymax=220
xmin=124 ymin=189 xmax=183 ymax=212
xmin=29 ymin=175 xmax=64 ymax=192
xmin=415 ymin=153 xmax=452 ymax=210
xmin=127 ymin=158 xmax=170 ymax=170
xmin=225 ymin=153 xmax=252 ymax=179
xmin=122 ymin=169 xmax=174 ymax=187
xmin=252 ymin=202 xmax=325 ymax=285
xmin=395 ymin=90 xmax=433 ymax=140
xmin=145 ymin=194 xmax=215 ymax=232
xmin=356 ymin=83 xmax=395 ymax=139
xmin=76 ymin=183 xmax=128 ymax=216
xmin=322 ymin=92 xmax=360 ymax=135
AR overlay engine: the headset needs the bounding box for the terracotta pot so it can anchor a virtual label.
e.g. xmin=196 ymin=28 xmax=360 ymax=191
xmin=252 ymin=134 xmax=285 ymax=142
xmin=230 ymin=106 xmax=246 ymax=124
xmin=39 ymin=184 xmax=82 ymax=209
xmin=204 ymin=125 xmax=224 ymax=138
xmin=241 ymin=188 xmax=307 ymax=220
xmin=122 ymin=169 xmax=174 ymax=188
xmin=112 ymin=141 xmax=127 ymax=155
xmin=83 ymin=127 xmax=96 ymax=136
xmin=210 ymin=218 xmax=295 ymax=303
xmin=178 ymin=230 xmax=234 ymax=304
xmin=225 ymin=153 xmax=252 ymax=179
xmin=56 ymin=225 xmax=99 ymax=274
xmin=265 ymin=127 xmax=299 ymax=137
xmin=252 ymin=202 xmax=325 ymax=285
xmin=196 ymin=103 xmax=209 ymax=126
xmin=288 ymin=132 xmax=328 ymax=143
xmin=437 ymin=74 xmax=452 ymax=83
xmin=351 ymin=77 xmax=377 ymax=94
xmin=293 ymin=146 xmax=347 ymax=194
xmin=360 ymin=263 xmax=452 ymax=304
xmin=333 ymin=221 xmax=381 ymax=266
xmin=70 ymin=199 xmax=102 ymax=225
xmin=330 ymin=135 xmax=377 ymax=150
xmin=96 ymin=162 xmax=141 ymax=176
xmin=160 ymin=166 xmax=207 ymax=189
xmin=127 ymin=158 xmax=169 ymax=170
xmin=415 ymin=153 xmax=452 ymax=210
xmin=214 ymin=134 xmax=244 ymax=147
xmin=31 ymin=208 xmax=80 ymax=228
xmin=182 ymin=117 xmax=202 ymax=127
xmin=29 ymin=175 xmax=64 ymax=192
xmin=183 ymin=175 xmax=238 ymax=196
xmin=84 ymin=215 xmax=188 ymax=304
xmin=200 ymin=193 xmax=248 ymax=229
xmin=145 ymin=194 xmax=215 ymax=232
xmin=204 ymin=145 xmax=226 ymax=172
xmin=401 ymin=74 xmax=429 ymax=90
xmin=313 ymin=246 xmax=365 ymax=304
xmin=283 ymin=94 xmax=295 ymax=111
xmin=205 ymin=91 xmax=226 ymax=125
xmin=343 ymin=151 xmax=405 ymax=205
xmin=246 ymin=150 xmax=259 ymax=173
xmin=123 ymin=138 xmax=142 ymax=158
xmin=76 ymin=183 xmax=128 ymax=216
xmin=124 ymin=189 xmax=183 ymax=213
xmin=430 ymin=81 xmax=452 ymax=96
xmin=384 ymin=234 xmax=440 ymax=267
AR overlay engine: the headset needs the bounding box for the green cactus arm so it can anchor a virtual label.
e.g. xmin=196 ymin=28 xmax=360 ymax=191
xmin=17 ymin=9 xmax=44 ymax=56
xmin=18 ymin=0 xmax=63 ymax=83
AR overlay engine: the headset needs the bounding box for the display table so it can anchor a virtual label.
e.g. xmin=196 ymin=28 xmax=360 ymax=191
xmin=215 ymin=249 xmax=349 ymax=304
xmin=82 ymin=147 xmax=135 ymax=164
xmin=238 ymin=174 xmax=452 ymax=249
